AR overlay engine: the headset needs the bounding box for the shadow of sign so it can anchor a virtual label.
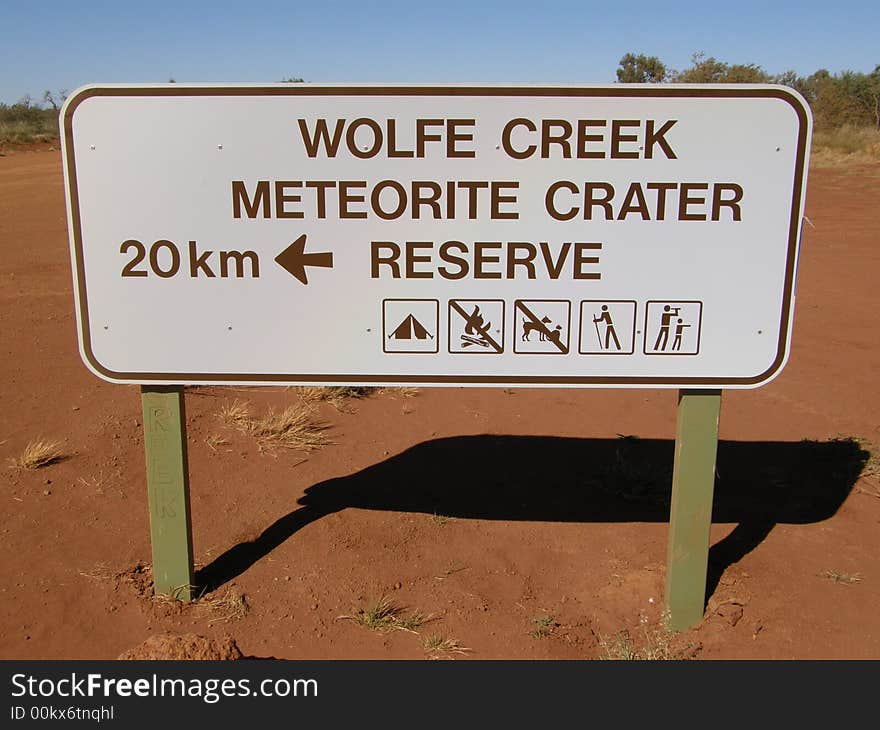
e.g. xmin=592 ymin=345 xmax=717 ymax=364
xmin=197 ymin=436 xmax=869 ymax=605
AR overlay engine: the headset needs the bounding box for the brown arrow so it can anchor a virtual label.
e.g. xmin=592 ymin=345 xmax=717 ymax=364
xmin=274 ymin=234 xmax=333 ymax=285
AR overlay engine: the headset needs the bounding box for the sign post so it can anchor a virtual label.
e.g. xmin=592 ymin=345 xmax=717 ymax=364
xmin=665 ymin=389 xmax=722 ymax=630
xmin=61 ymin=84 xmax=811 ymax=628
xmin=140 ymin=386 xmax=194 ymax=600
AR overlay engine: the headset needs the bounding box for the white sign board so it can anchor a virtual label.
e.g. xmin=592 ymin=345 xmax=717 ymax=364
xmin=61 ymin=84 xmax=811 ymax=387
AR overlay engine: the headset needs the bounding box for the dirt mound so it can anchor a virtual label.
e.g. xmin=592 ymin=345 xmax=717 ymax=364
xmin=119 ymin=634 xmax=243 ymax=660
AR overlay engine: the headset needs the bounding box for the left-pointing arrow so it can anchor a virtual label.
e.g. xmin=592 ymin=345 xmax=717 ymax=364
xmin=274 ymin=234 xmax=334 ymax=285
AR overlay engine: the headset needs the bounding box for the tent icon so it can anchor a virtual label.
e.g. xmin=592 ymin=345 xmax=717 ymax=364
xmin=389 ymin=314 xmax=434 ymax=341
xmin=383 ymin=299 xmax=439 ymax=354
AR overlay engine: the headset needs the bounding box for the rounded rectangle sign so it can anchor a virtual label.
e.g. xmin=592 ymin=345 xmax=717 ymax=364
xmin=61 ymin=83 xmax=811 ymax=388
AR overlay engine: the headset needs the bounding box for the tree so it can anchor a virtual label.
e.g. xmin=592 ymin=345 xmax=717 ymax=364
xmin=774 ymin=70 xmax=814 ymax=104
xmin=42 ymin=89 xmax=67 ymax=111
xmin=672 ymin=52 xmax=770 ymax=83
xmin=805 ymin=68 xmax=880 ymax=128
xmin=722 ymin=63 xmax=772 ymax=84
xmin=866 ymin=65 xmax=880 ymax=128
xmin=616 ymin=53 xmax=667 ymax=83
xmin=839 ymin=66 xmax=880 ymax=128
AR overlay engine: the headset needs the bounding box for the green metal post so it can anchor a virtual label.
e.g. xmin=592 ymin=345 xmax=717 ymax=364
xmin=140 ymin=386 xmax=194 ymax=600
xmin=665 ymin=389 xmax=721 ymax=631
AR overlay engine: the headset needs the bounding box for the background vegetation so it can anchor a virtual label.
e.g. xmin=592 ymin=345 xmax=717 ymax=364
xmin=619 ymin=52 xmax=880 ymax=127
xmin=0 ymin=90 xmax=65 ymax=145
xmin=618 ymin=52 xmax=880 ymax=163
xmin=3 ymin=61 xmax=879 ymax=162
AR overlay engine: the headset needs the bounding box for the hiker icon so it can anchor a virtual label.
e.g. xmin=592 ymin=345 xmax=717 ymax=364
xmin=593 ymin=305 xmax=621 ymax=351
xmin=644 ymin=301 xmax=702 ymax=356
xmin=578 ymin=301 xmax=636 ymax=355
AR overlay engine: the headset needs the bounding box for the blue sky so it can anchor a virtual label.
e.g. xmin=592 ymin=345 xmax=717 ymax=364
xmin=1 ymin=0 xmax=877 ymax=104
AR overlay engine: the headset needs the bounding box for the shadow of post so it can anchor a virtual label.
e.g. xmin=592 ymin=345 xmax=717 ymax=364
xmin=196 ymin=436 xmax=869 ymax=608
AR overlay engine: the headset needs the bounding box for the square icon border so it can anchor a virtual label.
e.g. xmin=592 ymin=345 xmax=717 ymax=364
xmin=578 ymin=300 xmax=637 ymax=355
xmin=642 ymin=300 xmax=703 ymax=356
xmin=512 ymin=299 xmax=571 ymax=355
xmin=382 ymin=298 xmax=440 ymax=354
xmin=447 ymin=299 xmax=506 ymax=355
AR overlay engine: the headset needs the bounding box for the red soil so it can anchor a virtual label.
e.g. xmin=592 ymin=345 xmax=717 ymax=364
xmin=1 ymin=148 xmax=878 ymax=660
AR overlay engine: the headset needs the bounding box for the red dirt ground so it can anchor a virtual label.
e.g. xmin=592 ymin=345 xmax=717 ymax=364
xmin=1 ymin=147 xmax=878 ymax=660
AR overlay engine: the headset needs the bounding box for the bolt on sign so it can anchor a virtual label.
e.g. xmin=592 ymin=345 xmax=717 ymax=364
xmin=61 ymin=84 xmax=811 ymax=388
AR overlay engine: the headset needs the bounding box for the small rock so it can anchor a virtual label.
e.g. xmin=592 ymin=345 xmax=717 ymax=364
xmin=717 ymin=602 xmax=744 ymax=627
xmin=394 ymin=581 xmax=402 ymax=590
xmin=284 ymin=576 xmax=291 ymax=581
xmin=43 ymin=490 xmax=51 ymax=496
xmin=72 ymin=406 xmax=79 ymax=411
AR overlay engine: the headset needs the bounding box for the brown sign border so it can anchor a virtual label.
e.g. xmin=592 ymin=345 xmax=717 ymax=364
xmin=62 ymin=84 xmax=810 ymax=387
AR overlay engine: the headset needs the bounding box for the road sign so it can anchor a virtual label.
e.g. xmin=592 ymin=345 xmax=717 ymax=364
xmin=61 ymin=84 xmax=811 ymax=387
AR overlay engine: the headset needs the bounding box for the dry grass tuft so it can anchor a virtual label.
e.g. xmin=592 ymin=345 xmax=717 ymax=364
xmin=597 ymin=630 xmax=642 ymax=660
xmin=249 ymin=406 xmax=330 ymax=452
xmin=531 ymin=614 xmax=559 ymax=639
xmin=377 ymin=386 xmax=419 ymax=398
xmin=78 ymin=563 xmax=117 ymax=581
xmin=77 ymin=473 xmax=109 ymax=494
xmin=338 ymin=595 xmax=402 ymax=632
xmin=597 ymin=616 xmax=688 ymax=660
xmin=198 ymin=586 xmax=250 ymax=623
xmin=218 ymin=400 xmax=252 ymax=431
xmin=205 ymin=434 xmax=230 ymax=452
xmin=338 ymin=595 xmax=433 ymax=633
xmin=297 ymin=386 xmax=373 ymax=411
xmin=423 ymin=635 xmax=471 ymax=658
xmin=429 ymin=513 xmax=450 ymax=526
xmin=820 ymin=570 xmax=862 ymax=585
xmin=394 ymin=610 xmax=435 ymax=634
xmin=10 ymin=439 xmax=66 ymax=469
xmin=80 ymin=561 xmax=249 ymax=617
xmin=217 ymin=400 xmax=329 ymax=453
